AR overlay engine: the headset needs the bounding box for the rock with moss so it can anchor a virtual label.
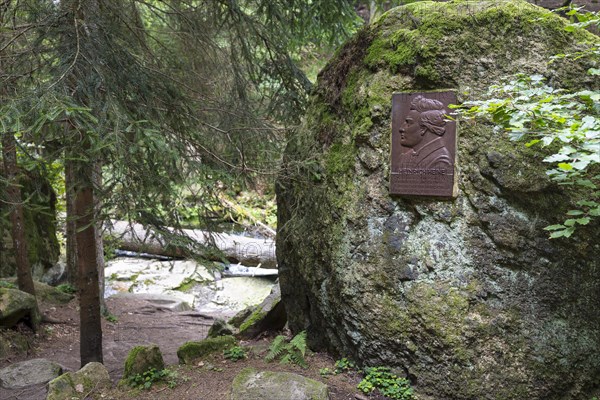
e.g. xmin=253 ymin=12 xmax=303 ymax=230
xmin=3 ymin=279 xmax=74 ymax=304
xmin=177 ymin=335 xmax=237 ymax=364
xmin=46 ymin=362 xmax=111 ymax=400
xmin=121 ymin=344 xmax=164 ymax=382
xmin=236 ymin=283 xmax=287 ymax=339
xmin=276 ymin=1 xmax=600 ymax=399
xmin=0 ymin=288 xmax=40 ymax=329
xmin=208 ymin=318 xmax=235 ymax=338
xmin=231 ymin=368 xmax=328 ymax=400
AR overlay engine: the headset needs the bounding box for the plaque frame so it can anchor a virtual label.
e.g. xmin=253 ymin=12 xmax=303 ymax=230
xmin=390 ymin=91 xmax=458 ymax=198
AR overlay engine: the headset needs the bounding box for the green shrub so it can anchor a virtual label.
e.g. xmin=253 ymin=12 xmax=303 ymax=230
xmin=56 ymin=283 xmax=76 ymax=294
xmin=224 ymin=346 xmax=247 ymax=361
xmin=357 ymin=366 xmax=413 ymax=400
xmin=334 ymin=357 xmax=357 ymax=374
xmin=126 ymin=367 xmax=177 ymax=390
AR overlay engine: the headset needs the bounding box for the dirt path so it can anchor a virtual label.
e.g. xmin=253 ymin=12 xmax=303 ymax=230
xmin=0 ymin=296 xmax=366 ymax=400
xmin=0 ymin=296 xmax=215 ymax=400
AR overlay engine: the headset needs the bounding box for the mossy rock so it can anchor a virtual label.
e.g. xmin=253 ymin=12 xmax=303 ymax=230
xmin=0 ymin=288 xmax=40 ymax=329
xmin=231 ymin=368 xmax=329 ymax=400
xmin=177 ymin=335 xmax=237 ymax=365
xmin=46 ymin=362 xmax=111 ymax=400
xmin=236 ymin=284 xmax=287 ymax=339
xmin=121 ymin=344 xmax=165 ymax=381
xmin=276 ymin=1 xmax=600 ymax=399
xmin=208 ymin=318 xmax=235 ymax=338
xmin=2 ymin=279 xmax=74 ymax=304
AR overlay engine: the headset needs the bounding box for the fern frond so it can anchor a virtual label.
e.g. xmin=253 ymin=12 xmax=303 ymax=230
xmin=289 ymin=350 xmax=308 ymax=368
xmin=289 ymin=330 xmax=307 ymax=356
xmin=265 ymin=335 xmax=287 ymax=362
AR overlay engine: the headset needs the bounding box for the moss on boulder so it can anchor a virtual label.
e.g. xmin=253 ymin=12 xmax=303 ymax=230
xmin=230 ymin=368 xmax=329 ymax=400
xmin=121 ymin=344 xmax=164 ymax=382
xmin=0 ymin=288 xmax=40 ymax=329
xmin=177 ymin=335 xmax=237 ymax=365
xmin=276 ymin=1 xmax=600 ymax=399
xmin=46 ymin=362 xmax=111 ymax=400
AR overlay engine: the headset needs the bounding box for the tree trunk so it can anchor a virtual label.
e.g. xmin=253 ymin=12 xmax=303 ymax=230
xmin=65 ymin=156 xmax=78 ymax=285
xmin=2 ymin=134 xmax=37 ymax=297
xmin=93 ymin=161 xmax=107 ymax=314
xmin=74 ymin=153 xmax=103 ymax=366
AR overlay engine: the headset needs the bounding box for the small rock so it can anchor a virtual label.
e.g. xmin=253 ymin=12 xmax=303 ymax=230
xmin=46 ymin=362 xmax=111 ymax=400
xmin=121 ymin=344 xmax=165 ymax=381
xmin=208 ymin=318 xmax=235 ymax=337
xmin=231 ymin=368 xmax=329 ymax=400
xmin=237 ymin=284 xmax=286 ymax=339
xmin=0 ymin=358 xmax=62 ymax=389
xmin=177 ymin=335 xmax=237 ymax=365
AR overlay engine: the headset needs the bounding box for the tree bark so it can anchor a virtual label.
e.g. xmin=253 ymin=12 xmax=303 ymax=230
xmin=93 ymin=161 xmax=107 ymax=314
xmin=2 ymin=134 xmax=37 ymax=298
xmin=65 ymin=156 xmax=78 ymax=285
xmin=74 ymin=153 xmax=103 ymax=366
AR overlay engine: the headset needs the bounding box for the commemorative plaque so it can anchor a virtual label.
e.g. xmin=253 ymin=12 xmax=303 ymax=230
xmin=390 ymin=91 xmax=457 ymax=197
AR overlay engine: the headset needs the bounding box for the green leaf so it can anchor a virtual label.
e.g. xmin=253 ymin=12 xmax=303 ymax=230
xmin=577 ymin=200 xmax=598 ymax=207
xmin=589 ymin=207 xmax=600 ymax=217
xmin=525 ymin=139 xmax=541 ymax=147
xmin=544 ymin=224 xmax=566 ymax=231
xmin=557 ymin=163 xmax=573 ymax=171
xmin=563 ymin=219 xmax=577 ymax=226
xmin=576 ymin=218 xmax=590 ymax=225
xmin=566 ymin=210 xmax=584 ymax=216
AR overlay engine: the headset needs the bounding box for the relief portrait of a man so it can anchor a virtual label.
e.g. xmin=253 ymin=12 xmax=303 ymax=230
xmin=398 ymin=95 xmax=452 ymax=169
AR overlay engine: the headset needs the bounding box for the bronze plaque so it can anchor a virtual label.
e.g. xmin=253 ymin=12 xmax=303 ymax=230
xmin=390 ymin=91 xmax=457 ymax=197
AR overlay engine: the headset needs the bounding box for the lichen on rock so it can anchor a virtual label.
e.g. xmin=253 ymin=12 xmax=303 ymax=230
xmin=276 ymin=1 xmax=600 ymax=399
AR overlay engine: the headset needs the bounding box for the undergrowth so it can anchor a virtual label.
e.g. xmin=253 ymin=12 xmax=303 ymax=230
xmin=265 ymin=331 xmax=308 ymax=368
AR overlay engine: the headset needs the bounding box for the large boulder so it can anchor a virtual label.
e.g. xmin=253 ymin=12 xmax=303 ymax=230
xmin=276 ymin=1 xmax=600 ymax=400
xmin=0 ymin=358 xmax=62 ymax=389
xmin=230 ymin=368 xmax=329 ymax=400
xmin=0 ymin=288 xmax=40 ymax=329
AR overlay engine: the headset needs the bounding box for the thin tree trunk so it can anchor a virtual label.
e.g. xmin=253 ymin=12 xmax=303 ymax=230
xmin=74 ymin=151 xmax=103 ymax=366
xmin=93 ymin=161 xmax=107 ymax=314
xmin=2 ymin=134 xmax=37 ymax=297
xmin=65 ymin=155 xmax=78 ymax=285
xmin=2 ymin=133 xmax=40 ymax=332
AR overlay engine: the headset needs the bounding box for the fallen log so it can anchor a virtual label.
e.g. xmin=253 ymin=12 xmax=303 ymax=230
xmin=104 ymin=220 xmax=277 ymax=268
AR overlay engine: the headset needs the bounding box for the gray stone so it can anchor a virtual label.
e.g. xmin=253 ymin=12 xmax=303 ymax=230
xmin=230 ymin=368 xmax=328 ymax=400
xmin=110 ymin=292 xmax=192 ymax=312
xmin=276 ymin=1 xmax=600 ymax=400
xmin=0 ymin=288 xmax=40 ymax=329
xmin=208 ymin=318 xmax=235 ymax=338
xmin=0 ymin=358 xmax=62 ymax=389
xmin=236 ymin=283 xmax=286 ymax=339
xmin=47 ymin=362 xmax=111 ymax=400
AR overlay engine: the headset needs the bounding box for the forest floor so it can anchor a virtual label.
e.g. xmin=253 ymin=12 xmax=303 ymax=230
xmin=0 ymin=295 xmax=370 ymax=400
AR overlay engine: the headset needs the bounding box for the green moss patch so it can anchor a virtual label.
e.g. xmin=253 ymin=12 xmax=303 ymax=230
xmin=177 ymin=335 xmax=237 ymax=365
